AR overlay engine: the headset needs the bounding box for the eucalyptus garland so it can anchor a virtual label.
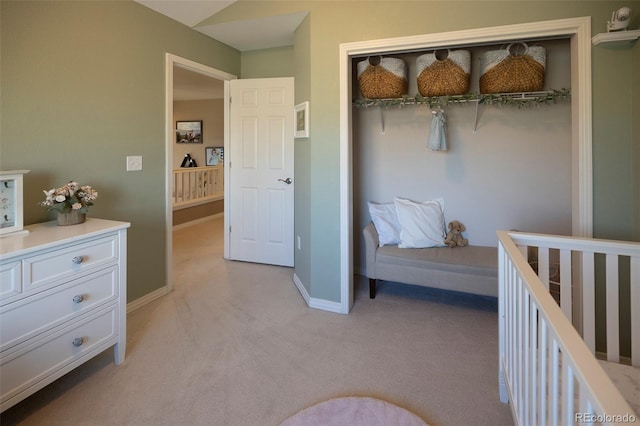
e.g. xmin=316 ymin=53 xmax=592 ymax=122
xmin=353 ymin=89 xmax=571 ymax=109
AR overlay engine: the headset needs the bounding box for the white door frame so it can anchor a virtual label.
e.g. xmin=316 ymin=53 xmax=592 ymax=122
xmin=339 ymin=17 xmax=593 ymax=313
xmin=165 ymin=53 xmax=236 ymax=293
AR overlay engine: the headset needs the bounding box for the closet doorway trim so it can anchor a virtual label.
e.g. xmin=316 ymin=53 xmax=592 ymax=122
xmin=338 ymin=17 xmax=592 ymax=313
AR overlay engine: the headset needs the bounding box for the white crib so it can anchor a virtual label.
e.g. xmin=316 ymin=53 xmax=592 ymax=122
xmin=498 ymin=230 xmax=639 ymax=425
xmin=172 ymin=165 xmax=223 ymax=209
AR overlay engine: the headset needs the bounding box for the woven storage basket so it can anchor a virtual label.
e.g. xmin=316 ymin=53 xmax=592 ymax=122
xmin=480 ymin=43 xmax=546 ymax=94
xmin=416 ymin=49 xmax=471 ymax=97
xmin=357 ymin=56 xmax=408 ymax=99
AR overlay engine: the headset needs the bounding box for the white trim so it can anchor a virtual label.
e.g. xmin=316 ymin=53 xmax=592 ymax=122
xmin=223 ymin=80 xmax=231 ymax=260
xmin=165 ymin=53 xmax=236 ymax=294
xmin=293 ymin=273 xmax=311 ymax=303
xmin=339 ymin=17 xmax=593 ymax=313
xmin=127 ymin=286 xmax=169 ymax=314
xmin=293 ymin=273 xmax=345 ymax=314
xmin=172 ymin=195 xmax=223 ymax=211
xmin=172 ymin=212 xmax=223 ymax=231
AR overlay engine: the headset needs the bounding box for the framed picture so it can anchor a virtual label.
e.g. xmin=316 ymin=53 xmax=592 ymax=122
xmin=205 ymin=146 xmax=224 ymax=166
xmin=176 ymin=120 xmax=203 ymax=143
xmin=0 ymin=170 xmax=29 ymax=237
xmin=294 ymin=102 xmax=309 ymax=138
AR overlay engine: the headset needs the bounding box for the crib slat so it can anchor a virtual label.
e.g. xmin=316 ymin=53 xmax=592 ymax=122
xmin=562 ymin=362 xmax=574 ymax=426
xmin=539 ymin=247 xmax=550 ymax=291
xmin=529 ymin=299 xmax=538 ymax=426
xmin=559 ymin=249 xmax=572 ymax=322
xmin=632 ymin=255 xmax=640 ymax=367
xmin=538 ymin=317 xmax=547 ymax=426
xmin=507 ymin=260 xmax=516 ymax=405
xmin=524 ymin=290 xmax=530 ymax=425
xmin=581 ymin=252 xmax=595 ymax=354
xmin=605 ymin=254 xmax=620 ymax=362
xmin=517 ymin=278 xmax=524 ymax=424
xmin=551 ymin=339 xmax=559 ymax=426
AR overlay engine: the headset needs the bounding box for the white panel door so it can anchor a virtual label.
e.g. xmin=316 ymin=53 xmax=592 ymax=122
xmin=228 ymin=78 xmax=294 ymax=267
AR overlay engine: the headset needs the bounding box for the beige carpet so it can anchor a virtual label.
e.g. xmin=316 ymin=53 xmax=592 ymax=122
xmin=1 ymin=214 xmax=513 ymax=426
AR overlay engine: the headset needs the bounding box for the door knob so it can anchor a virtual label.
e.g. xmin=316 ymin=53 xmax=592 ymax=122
xmin=277 ymin=178 xmax=292 ymax=184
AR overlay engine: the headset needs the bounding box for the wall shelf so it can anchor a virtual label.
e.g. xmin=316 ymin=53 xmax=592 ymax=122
xmin=353 ymin=89 xmax=571 ymax=134
xmin=353 ymin=89 xmax=571 ymax=109
xmin=592 ymin=29 xmax=640 ymax=46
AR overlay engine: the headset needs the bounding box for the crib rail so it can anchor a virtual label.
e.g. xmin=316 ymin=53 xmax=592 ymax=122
xmin=498 ymin=230 xmax=639 ymax=425
xmin=172 ymin=166 xmax=223 ymax=209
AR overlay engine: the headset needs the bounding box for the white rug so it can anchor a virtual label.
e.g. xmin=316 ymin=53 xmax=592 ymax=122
xmin=280 ymin=396 xmax=429 ymax=426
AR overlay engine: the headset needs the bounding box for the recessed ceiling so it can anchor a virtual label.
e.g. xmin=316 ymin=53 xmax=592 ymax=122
xmin=196 ymin=12 xmax=308 ymax=52
xmin=134 ymin=0 xmax=306 ymax=52
xmin=135 ymin=0 xmax=236 ymax=28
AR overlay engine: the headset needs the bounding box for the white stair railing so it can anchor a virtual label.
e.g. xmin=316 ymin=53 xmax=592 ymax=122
xmin=172 ymin=165 xmax=223 ymax=209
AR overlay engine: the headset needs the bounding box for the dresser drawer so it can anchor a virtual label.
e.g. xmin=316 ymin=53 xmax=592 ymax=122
xmin=0 ymin=261 xmax=21 ymax=300
xmin=23 ymin=235 xmax=118 ymax=291
xmin=0 ymin=267 xmax=117 ymax=352
xmin=0 ymin=307 xmax=117 ymax=405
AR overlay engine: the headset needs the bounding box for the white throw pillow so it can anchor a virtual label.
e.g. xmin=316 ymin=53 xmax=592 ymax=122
xmin=394 ymin=197 xmax=446 ymax=248
xmin=368 ymin=202 xmax=402 ymax=246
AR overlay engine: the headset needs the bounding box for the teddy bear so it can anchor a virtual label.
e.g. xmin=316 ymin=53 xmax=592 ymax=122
xmin=444 ymin=220 xmax=468 ymax=248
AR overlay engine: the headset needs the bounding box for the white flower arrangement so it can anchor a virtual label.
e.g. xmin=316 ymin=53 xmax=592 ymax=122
xmin=40 ymin=181 xmax=98 ymax=214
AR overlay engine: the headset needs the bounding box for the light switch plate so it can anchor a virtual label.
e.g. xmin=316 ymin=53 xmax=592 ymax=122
xmin=126 ymin=156 xmax=142 ymax=171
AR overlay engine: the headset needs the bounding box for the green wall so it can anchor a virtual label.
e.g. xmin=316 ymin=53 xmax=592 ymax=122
xmin=208 ymin=1 xmax=638 ymax=303
xmin=240 ymin=46 xmax=294 ymax=79
xmin=0 ymin=1 xmax=240 ymax=302
xmin=292 ymin=15 xmax=313 ymax=296
xmin=2 ymin=1 xmax=637 ymax=307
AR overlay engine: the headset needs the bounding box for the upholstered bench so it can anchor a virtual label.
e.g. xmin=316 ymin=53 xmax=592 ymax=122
xmin=363 ymin=222 xmax=498 ymax=298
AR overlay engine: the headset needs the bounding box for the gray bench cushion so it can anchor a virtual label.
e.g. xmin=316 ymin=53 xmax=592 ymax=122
xmin=377 ymin=245 xmax=497 ymax=277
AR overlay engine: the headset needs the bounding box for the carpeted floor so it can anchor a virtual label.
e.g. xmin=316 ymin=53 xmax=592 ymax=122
xmin=1 ymin=214 xmax=514 ymax=426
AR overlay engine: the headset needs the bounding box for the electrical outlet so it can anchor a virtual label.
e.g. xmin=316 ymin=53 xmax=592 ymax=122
xmin=126 ymin=156 xmax=142 ymax=171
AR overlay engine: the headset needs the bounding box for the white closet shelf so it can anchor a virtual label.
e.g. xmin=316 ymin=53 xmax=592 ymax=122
xmin=353 ymin=89 xmax=571 ymax=109
xmin=355 ymin=89 xmax=571 ymax=134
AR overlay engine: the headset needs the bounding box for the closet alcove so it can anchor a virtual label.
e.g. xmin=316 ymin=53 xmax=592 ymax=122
xmin=351 ymin=37 xmax=572 ymax=286
xmin=338 ymin=18 xmax=592 ymax=312
xmin=351 ymin=38 xmax=572 ymax=275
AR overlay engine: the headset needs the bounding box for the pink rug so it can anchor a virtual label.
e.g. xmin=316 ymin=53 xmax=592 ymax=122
xmin=280 ymin=396 xmax=429 ymax=426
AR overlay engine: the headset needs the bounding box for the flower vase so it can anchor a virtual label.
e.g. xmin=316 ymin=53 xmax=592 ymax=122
xmin=57 ymin=209 xmax=86 ymax=226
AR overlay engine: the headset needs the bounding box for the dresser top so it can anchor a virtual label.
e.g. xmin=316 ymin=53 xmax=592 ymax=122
xmin=0 ymin=218 xmax=130 ymax=259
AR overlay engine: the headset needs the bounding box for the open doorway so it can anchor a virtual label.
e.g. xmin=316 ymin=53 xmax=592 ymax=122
xmin=165 ymin=54 xmax=236 ymax=293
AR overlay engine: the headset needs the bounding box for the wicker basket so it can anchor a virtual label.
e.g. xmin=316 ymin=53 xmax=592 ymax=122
xmin=416 ymin=49 xmax=470 ymax=97
xmin=357 ymin=56 xmax=408 ymax=99
xmin=480 ymin=43 xmax=546 ymax=94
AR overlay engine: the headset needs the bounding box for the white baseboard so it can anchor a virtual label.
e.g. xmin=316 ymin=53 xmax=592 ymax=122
xmin=293 ymin=273 xmax=344 ymax=314
xmin=127 ymin=286 xmax=169 ymax=314
xmin=172 ymin=212 xmax=223 ymax=231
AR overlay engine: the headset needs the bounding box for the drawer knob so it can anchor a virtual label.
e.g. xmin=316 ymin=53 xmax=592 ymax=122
xmin=73 ymin=294 xmax=85 ymax=303
xmin=72 ymin=256 xmax=84 ymax=264
xmin=72 ymin=337 xmax=85 ymax=347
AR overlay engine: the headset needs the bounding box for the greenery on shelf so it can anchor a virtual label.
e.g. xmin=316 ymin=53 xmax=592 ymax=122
xmin=353 ymin=89 xmax=571 ymax=109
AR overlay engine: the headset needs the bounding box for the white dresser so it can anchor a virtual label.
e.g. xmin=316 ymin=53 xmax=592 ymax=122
xmin=0 ymin=218 xmax=129 ymax=412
